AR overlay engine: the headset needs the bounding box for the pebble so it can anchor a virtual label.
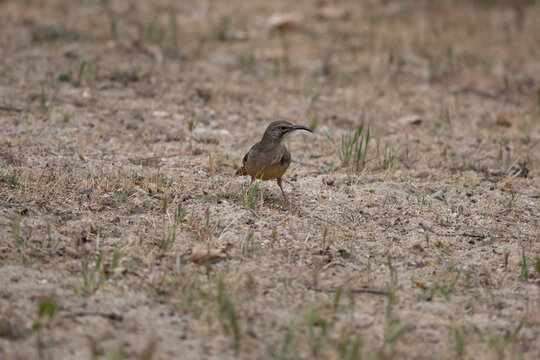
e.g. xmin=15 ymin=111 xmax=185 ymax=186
xmin=431 ymin=190 xmax=445 ymax=201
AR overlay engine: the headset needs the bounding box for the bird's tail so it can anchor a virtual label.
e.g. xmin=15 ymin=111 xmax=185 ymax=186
xmin=235 ymin=167 xmax=247 ymax=176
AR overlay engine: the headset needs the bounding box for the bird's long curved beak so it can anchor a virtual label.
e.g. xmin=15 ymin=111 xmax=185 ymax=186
xmin=291 ymin=125 xmax=313 ymax=133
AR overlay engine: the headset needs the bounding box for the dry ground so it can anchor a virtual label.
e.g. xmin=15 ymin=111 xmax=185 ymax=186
xmin=1 ymin=0 xmax=539 ymax=359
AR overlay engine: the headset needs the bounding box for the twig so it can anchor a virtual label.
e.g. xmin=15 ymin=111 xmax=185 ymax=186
xmin=308 ymin=285 xmax=388 ymax=295
xmin=128 ymin=153 xmax=183 ymax=163
xmin=445 ymin=232 xmax=486 ymax=239
xmin=452 ymin=87 xmax=520 ymax=105
xmin=249 ymin=208 xmax=260 ymax=219
xmin=216 ymin=217 xmax=237 ymax=242
xmin=68 ymin=311 xmax=123 ymax=321
xmin=0 ymin=105 xmax=23 ymax=112
xmin=382 ymin=189 xmax=390 ymax=208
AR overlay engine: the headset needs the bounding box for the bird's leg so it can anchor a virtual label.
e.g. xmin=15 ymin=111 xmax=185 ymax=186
xmin=276 ymin=177 xmax=288 ymax=203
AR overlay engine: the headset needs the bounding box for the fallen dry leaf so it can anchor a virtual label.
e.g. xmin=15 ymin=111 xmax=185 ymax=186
xmin=495 ymin=112 xmax=512 ymax=127
xmin=321 ymin=194 xmax=328 ymax=199
xmin=152 ymin=110 xmax=170 ymax=118
xmin=415 ymin=281 xmax=426 ymax=288
xmin=398 ymin=115 xmax=422 ymax=126
xmin=114 ymin=267 xmax=127 ymax=276
xmin=187 ymin=244 xmax=232 ymax=265
xmin=427 ymin=261 xmax=437 ymax=267
xmin=89 ymin=203 xmax=105 ymax=212
xmin=268 ymin=13 xmax=303 ymax=31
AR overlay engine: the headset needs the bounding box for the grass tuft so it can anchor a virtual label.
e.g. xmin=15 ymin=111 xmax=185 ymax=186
xmin=520 ymin=253 xmax=528 ymax=281
xmin=12 ymin=218 xmax=21 ymax=247
xmin=325 ymin=121 xmax=370 ymax=169
xmin=217 ymin=277 xmax=241 ymax=352
xmin=247 ymin=181 xmax=260 ymax=209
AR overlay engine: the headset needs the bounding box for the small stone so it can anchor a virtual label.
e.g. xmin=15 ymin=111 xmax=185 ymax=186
xmin=431 ymin=190 xmax=445 ymax=201
xmin=152 ymin=110 xmax=170 ymax=118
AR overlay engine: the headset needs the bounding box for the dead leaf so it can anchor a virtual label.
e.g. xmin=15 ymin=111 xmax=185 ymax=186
xmin=187 ymin=244 xmax=232 ymax=265
xmin=323 ymin=178 xmax=335 ymax=186
xmin=114 ymin=267 xmax=127 ymax=276
xmin=89 ymin=203 xmax=105 ymax=212
xmin=495 ymin=112 xmax=512 ymax=127
xmin=415 ymin=281 xmax=426 ymax=288
xmin=398 ymin=115 xmax=422 ymax=126
xmin=427 ymin=261 xmax=437 ymax=267
xmin=504 ymin=238 xmax=510 ymax=243
xmin=152 ymin=110 xmax=170 ymax=118
xmin=268 ymin=13 xmax=303 ymax=31
xmin=321 ymin=194 xmax=328 ymax=199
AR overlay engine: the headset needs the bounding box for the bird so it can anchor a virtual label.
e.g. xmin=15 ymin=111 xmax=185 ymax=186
xmin=236 ymin=120 xmax=313 ymax=201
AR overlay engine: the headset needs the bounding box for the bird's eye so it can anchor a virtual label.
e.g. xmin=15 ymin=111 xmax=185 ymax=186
xmin=280 ymin=126 xmax=286 ymax=130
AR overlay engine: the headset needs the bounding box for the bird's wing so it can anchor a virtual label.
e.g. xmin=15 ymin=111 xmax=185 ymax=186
xmin=243 ymin=141 xmax=264 ymax=165
xmin=270 ymin=145 xmax=290 ymax=165
xmin=245 ymin=142 xmax=266 ymax=166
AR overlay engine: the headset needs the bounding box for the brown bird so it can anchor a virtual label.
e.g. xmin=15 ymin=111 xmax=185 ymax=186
xmin=236 ymin=120 xmax=313 ymax=201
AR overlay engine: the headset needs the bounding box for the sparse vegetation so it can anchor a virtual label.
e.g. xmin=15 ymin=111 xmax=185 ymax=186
xmin=75 ymin=59 xmax=86 ymax=87
xmin=0 ymin=170 xmax=19 ymax=185
xmin=0 ymin=1 xmax=538 ymax=359
xmin=71 ymin=250 xmax=122 ymax=297
xmin=325 ymin=121 xmax=371 ymax=169
xmin=247 ymin=180 xmax=260 ymax=208
xmin=11 ymin=217 xmax=21 ymax=247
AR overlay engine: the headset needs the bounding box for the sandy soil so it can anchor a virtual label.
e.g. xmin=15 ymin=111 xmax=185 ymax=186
xmin=0 ymin=0 xmax=539 ymax=359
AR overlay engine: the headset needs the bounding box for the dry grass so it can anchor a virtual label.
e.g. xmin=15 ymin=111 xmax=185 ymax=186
xmin=0 ymin=0 xmax=539 ymax=359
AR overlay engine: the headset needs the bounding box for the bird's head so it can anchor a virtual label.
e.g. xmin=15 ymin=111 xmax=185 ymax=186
xmin=262 ymin=120 xmax=313 ymax=143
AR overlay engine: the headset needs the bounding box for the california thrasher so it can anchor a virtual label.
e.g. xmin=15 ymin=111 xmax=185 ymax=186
xmin=236 ymin=120 xmax=313 ymax=201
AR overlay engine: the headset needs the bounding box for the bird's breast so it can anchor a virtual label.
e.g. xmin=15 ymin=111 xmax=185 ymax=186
xmin=245 ymin=143 xmax=291 ymax=180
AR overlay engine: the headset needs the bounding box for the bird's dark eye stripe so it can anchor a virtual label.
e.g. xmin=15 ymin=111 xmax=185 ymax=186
xmin=281 ymin=126 xmax=286 ymax=130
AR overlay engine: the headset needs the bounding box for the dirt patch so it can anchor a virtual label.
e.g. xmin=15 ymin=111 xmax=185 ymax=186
xmin=1 ymin=0 xmax=539 ymax=359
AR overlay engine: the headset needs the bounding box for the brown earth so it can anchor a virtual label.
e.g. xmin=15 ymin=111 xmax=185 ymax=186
xmin=0 ymin=0 xmax=539 ymax=359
